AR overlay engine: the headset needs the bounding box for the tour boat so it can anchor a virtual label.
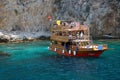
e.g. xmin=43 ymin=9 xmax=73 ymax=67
xmin=49 ymin=20 xmax=108 ymax=57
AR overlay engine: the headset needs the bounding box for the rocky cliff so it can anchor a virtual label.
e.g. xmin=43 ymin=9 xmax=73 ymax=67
xmin=0 ymin=0 xmax=120 ymax=40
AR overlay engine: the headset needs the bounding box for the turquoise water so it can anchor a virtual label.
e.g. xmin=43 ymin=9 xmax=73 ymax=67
xmin=0 ymin=40 xmax=120 ymax=80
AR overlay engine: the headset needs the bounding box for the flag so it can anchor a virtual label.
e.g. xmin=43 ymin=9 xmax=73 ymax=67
xmin=47 ymin=15 xmax=52 ymax=21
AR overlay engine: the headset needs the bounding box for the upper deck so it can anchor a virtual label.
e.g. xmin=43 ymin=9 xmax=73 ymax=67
xmin=50 ymin=20 xmax=91 ymax=42
xmin=51 ymin=20 xmax=89 ymax=32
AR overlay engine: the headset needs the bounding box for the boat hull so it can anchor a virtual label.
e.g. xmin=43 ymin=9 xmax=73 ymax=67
xmin=49 ymin=47 xmax=105 ymax=57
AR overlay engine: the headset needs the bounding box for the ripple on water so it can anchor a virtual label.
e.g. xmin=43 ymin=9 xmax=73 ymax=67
xmin=0 ymin=40 xmax=120 ymax=80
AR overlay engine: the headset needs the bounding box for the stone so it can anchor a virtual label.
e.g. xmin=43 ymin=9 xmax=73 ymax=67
xmin=0 ymin=0 xmax=119 ymax=39
xmin=0 ymin=51 xmax=10 ymax=56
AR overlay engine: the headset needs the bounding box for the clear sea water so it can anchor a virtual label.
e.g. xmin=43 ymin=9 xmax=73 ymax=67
xmin=0 ymin=40 xmax=120 ymax=80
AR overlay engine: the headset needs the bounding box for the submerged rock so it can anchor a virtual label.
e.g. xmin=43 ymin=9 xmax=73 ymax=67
xmin=38 ymin=36 xmax=50 ymax=40
xmin=0 ymin=38 xmax=9 ymax=43
xmin=0 ymin=51 xmax=10 ymax=56
xmin=103 ymin=35 xmax=120 ymax=39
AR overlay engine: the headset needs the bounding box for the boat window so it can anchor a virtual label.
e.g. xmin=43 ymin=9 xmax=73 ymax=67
xmin=61 ymin=42 xmax=65 ymax=46
xmin=52 ymin=31 xmax=54 ymax=33
xmin=72 ymin=32 xmax=76 ymax=36
xmin=52 ymin=41 xmax=57 ymax=44
xmin=61 ymin=32 xmax=64 ymax=36
xmin=72 ymin=42 xmax=76 ymax=46
xmin=81 ymin=42 xmax=89 ymax=46
xmin=59 ymin=32 xmax=62 ymax=36
xmin=58 ymin=42 xmax=61 ymax=45
xmin=52 ymin=31 xmax=58 ymax=35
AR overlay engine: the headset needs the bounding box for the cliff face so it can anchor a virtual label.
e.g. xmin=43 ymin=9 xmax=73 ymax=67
xmin=53 ymin=0 xmax=120 ymax=37
xmin=0 ymin=0 xmax=120 ymax=38
xmin=0 ymin=0 xmax=54 ymax=32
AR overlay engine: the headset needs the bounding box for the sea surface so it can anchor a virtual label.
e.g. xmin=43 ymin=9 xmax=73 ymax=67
xmin=0 ymin=40 xmax=120 ymax=80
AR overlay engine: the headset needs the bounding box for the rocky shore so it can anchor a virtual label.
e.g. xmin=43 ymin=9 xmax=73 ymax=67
xmin=0 ymin=30 xmax=119 ymax=43
xmin=0 ymin=30 xmax=50 ymax=43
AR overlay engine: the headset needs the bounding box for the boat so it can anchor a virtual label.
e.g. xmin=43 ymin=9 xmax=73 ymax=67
xmin=49 ymin=20 xmax=108 ymax=57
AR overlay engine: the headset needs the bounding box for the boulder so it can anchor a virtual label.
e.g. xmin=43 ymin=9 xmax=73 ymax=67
xmin=0 ymin=51 xmax=10 ymax=56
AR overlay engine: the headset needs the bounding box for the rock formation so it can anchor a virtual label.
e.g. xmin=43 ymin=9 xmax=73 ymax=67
xmin=53 ymin=0 xmax=120 ymax=38
xmin=0 ymin=0 xmax=120 ymax=41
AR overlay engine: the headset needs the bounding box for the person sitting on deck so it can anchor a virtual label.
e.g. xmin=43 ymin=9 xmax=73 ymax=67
xmin=69 ymin=22 xmax=76 ymax=28
xmin=53 ymin=24 xmax=57 ymax=28
xmin=76 ymin=22 xmax=80 ymax=27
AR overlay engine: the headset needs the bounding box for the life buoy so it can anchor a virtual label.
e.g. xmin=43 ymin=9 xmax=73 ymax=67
xmin=62 ymin=50 xmax=65 ymax=53
xmin=69 ymin=50 xmax=71 ymax=54
xmin=54 ymin=48 xmax=57 ymax=51
xmin=73 ymin=51 xmax=76 ymax=56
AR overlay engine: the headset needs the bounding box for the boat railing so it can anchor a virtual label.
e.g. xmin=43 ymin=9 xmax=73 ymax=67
xmin=50 ymin=44 xmax=68 ymax=52
xmin=51 ymin=34 xmax=90 ymax=42
xmin=51 ymin=25 xmax=89 ymax=31
xmin=72 ymin=44 xmax=108 ymax=51
xmin=50 ymin=42 xmax=107 ymax=51
xmin=81 ymin=44 xmax=108 ymax=50
xmin=50 ymin=35 xmax=69 ymax=42
xmin=50 ymin=44 xmax=64 ymax=49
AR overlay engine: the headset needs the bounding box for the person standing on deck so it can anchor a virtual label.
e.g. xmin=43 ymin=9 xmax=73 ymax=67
xmin=76 ymin=32 xmax=79 ymax=39
xmin=69 ymin=33 xmax=73 ymax=41
xmin=80 ymin=32 xmax=83 ymax=39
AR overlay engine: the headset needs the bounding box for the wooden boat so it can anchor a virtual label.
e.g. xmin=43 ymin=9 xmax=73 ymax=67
xmin=49 ymin=20 xmax=108 ymax=57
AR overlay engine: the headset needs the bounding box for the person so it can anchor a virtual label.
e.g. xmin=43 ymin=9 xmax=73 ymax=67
xmin=69 ymin=34 xmax=72 ymax=41
xmin=75 ymin=43 xmax=79 ymax=51
xmin=53 ymin=24 xmax=57 ymax=28
xmin=80 ymin=32 xmax=83 ymax=39
xmin=70 ymin=22 xmax=76 ymax=28
xmin=76 ymin=32 xmax=79 ymax=39
xmin=76 ymin=22 xmax=80 ymax=27
xmin=65 ymin=42 xmax=70 ymax=51
xmin=64 ymin=22 xmax=69 ymax=27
